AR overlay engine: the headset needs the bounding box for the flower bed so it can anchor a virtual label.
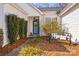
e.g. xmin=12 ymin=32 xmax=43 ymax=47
xmin=17 ymin=37 xmax=47 ymax=56
xmin=17 ymin=45 xmax=46 ymax=56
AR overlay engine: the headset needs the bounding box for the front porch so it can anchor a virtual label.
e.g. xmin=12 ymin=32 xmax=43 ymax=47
xmin=27 ymin=16 xmax=40 ymax=36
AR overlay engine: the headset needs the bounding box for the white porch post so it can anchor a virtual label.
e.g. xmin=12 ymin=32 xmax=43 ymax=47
xmin=2 ymin=4 xmax=9 ymax=47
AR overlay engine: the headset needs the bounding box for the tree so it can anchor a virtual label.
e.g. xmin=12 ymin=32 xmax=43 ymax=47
xmin=42 ymin=18 xmax=62 ymax=34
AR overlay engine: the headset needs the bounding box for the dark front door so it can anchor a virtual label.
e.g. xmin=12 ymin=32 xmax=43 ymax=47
xmin=33 ymin=18 xmax=39 ymax=35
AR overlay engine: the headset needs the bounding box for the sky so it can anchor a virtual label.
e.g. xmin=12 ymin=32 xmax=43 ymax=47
xmin=33 ymin=3 xmax=61 ymax=8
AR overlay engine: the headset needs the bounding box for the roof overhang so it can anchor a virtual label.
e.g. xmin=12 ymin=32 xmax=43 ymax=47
xmin=59 ymin=3 xmax=76 ymax=17
xmin=8 ymin=3 xmax=28 ymax=16
xmin=28 ymin=3 xmax=44 ymax=15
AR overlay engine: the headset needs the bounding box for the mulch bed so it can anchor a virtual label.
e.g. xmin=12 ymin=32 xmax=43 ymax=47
xmin=1 ymin=36 xmax=78 ymax=56
xmin=39 ymin=40 xmax=79 ymax=56
xmin=0 ymin=37 xmax=27 ymax=56
xmin=0 ymin=36 xmax=48 ymax=56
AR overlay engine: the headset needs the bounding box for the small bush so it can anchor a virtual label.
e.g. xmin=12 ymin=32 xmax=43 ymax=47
xmin=17 ymin=45 xmax=46 ymax=56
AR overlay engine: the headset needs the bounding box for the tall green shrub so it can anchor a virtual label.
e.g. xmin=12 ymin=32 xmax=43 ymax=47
xmin=6 ymin=14 xmax=19 ymax=44
xmin=19 ymin=18 xmax=25 ymax=39
xmin=24 ymin=21 xmax=27 ymax=37
xmin=6 ymin=14 xmax=27 ymax=44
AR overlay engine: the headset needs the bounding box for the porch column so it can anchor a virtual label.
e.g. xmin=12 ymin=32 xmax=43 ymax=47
xmin=39 ymin=14 xmax=46 ymax=36
xmin=2 ymin=4 xmax=9 ymax=47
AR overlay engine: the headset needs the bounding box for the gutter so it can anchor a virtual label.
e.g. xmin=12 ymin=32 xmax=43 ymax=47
xmin=59 ymin=3 xmax=76 ymax=17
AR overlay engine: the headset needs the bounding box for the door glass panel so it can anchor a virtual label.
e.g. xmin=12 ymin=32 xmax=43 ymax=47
xmin=33 ymin=19 xmax=39 ymax=35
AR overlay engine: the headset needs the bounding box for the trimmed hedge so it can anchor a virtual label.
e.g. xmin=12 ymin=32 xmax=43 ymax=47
xmin=18 ymin=18 xmax=24 ymax=39
xmin=6 ymin=14 xmax=27 ymax=44
xmin=6 ymin=14 xmax=19 ymax=44
xmin=24 ymin=21 xmax=27 ymax=37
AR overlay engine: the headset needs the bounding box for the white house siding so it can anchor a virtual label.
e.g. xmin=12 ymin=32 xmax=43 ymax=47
xmin=42 ymin=10 xmax=57 ymax=18
xmin=62 ymin=5 xmax=79 ymax=42
xmin=2 ymin=4 xmax=28 ymax=47
xmin=0 ymin=4 xmax=3 ymax=29
xmin=41 ymin=10 xmax=60 ymax=24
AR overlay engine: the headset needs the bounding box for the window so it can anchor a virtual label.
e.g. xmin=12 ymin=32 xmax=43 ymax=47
xmin=45 ymin=17 xmax=51 ymax=23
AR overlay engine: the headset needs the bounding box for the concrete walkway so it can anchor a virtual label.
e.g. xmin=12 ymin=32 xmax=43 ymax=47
xmin=5 ymin=40 xmax=29 ymax=56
